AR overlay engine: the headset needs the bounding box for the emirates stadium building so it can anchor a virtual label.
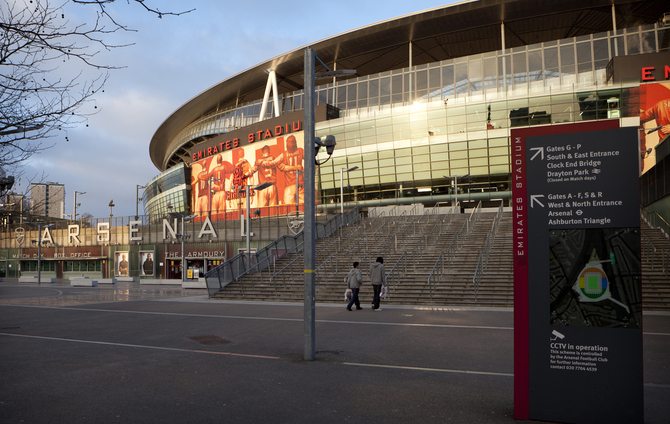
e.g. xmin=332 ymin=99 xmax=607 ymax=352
xmin=2 ymin=0 xmax=670 ymax=282
xmin=146 ymin=0 xmax=670 ymax=220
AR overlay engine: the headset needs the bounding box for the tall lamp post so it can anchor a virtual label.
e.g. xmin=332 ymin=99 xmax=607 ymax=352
xmin=26 ymin=222 xmax=54 ymax=284
xmin=109 ymin=200 xmax=115 ymax=221
xmin=303 ymin=47 xmax=352 ymax=360
xmin=169 ymin=211 xmax=196 ymax=282
xmin=444 ymin=174 xmax=469 ymax=209
xmin=135 ymin=185 xmax=146 ymax=220
xmin=73 ymin=191 xmax=86 ymax=220
xmin=340 ymin=166 xmax=359 ymax=215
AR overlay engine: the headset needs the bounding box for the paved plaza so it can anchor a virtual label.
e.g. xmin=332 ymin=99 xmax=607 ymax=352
xmin=0 ymin=280 xmax=668 ymax=423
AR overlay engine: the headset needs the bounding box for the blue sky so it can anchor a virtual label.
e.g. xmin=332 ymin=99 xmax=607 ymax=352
xmin=17 ymin=0 xmax=459 ymax=218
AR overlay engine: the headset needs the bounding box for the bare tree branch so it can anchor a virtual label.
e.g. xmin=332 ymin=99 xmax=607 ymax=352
xmin=0 ymin=0 xmax=193 ymax=169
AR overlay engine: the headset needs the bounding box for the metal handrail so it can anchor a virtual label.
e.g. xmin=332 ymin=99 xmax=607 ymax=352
xmin=642 ymin=208 xmax=670 ymax=239
xmin=270 ymin=249 xmax=305 ymax=289
xmin=384 ymin=252 xmax=407 ymax=296
xmin=427 ymin=251 xmax=445 ymax=301
xmin=206 ymin=206 xmax=360 ymax=297
xmin=482 ymin=201 xmax=504 ymax=269
xmin=315 ymin=250 xmax=340 ymax=286
xmin=641 ymin=233 xmax=657 ymax=269
xmin=473 ymin=251 xmax=484 ymax=300
xmin=444 ymin=233 xmax=459 ymax=270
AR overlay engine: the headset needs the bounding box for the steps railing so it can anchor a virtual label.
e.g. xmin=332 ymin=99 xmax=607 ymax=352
xmin=206 ymin=207 xmax=360 ymax=297
xmin=385 ymin=252 xmax=407 ymax=297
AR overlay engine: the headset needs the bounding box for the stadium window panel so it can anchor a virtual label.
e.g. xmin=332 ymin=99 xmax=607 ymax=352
xmin=469 ymin=166 xmax=489 ymax=176
xmin=450 ymin=159 xmax=468 ymax=168
xmin=416 ymin=69 xmax=428 ymax=92
xmin=489 ymin=146 xmax=509 ymax=157
xmin=470 ymin=158 xmax=489 ymax=167
xmin=414 ymin=171 xmax=431 ymax=180
xmin=626 ymin=33 xmax=641 ymax=55
xmin=379 ymin=175 xmax=396 ymax=184
xmin=560 ymin=44 xmax=576 ymax=75
xmin=469 ymin=149 xmax=488 ymax=159
xmin=332 ymin=157 xmax=347 ymax=167
xmin=379 ymin=166 xmax=396 ymax=176
xmin=449 ymin=141 xmax=468 ymax=151
xmin=468 ymin=139 xmax=487 ymax=149
xmin=360 ymin=126 xmax=375 ymax=139
xmin=365 ymin=176 xmax=380 ymax=185
xmin=576 ymin=42 xmax=592 ymax=65
xmin=449 ymin=150 xmax=468 ymax=160
xmin=490 ymin=156 xmax=509 ymax=165
xmin=378 ymin=150 xmax=394 ymax=159
xmin=640 ymin=31 xmax=656 ymax=53
xmin=396 ymin=164 xmax=413 ymax=174
xmin=490 ymin=164 xmax=511 ymax=174
xmin=413 ymin=146 xmax=430 ymax=155
xmin=431 ymin=161 xmax=450 ymax=170
xmin=363 ymin=168 xmax=379 ymax=177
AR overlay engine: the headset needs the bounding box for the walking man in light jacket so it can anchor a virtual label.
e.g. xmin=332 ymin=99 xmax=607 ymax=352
xmin=370 ymin=256 xmax=385 ymax=311
xmin=345 ymin=262 xmax=363 ymax=311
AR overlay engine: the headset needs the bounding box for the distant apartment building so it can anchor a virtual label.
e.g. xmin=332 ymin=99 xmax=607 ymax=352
xmin=30 ymin=182 xmax=64 ymax=219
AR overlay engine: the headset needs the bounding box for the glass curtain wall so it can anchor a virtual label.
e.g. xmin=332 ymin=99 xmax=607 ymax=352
xmin=166 ymin=24 xmax=666 ymax=207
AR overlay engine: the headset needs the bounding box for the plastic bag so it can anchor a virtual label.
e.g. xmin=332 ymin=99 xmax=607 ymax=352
xmin=380 ymin=286 xmax=387 ymax=300
xmin=344 ymin=288 xmax=352 ymax=302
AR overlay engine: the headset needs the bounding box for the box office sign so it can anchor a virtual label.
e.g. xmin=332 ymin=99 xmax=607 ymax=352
xmin=512 ymin=121 xmax=643 ymax=424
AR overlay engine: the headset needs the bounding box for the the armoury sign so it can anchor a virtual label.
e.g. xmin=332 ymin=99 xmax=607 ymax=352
xmin=14 ymin=217 xmax=235 ymax=247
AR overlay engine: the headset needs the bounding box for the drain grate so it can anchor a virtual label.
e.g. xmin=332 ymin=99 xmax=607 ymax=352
xmin=189 ymin=335 xmax=232 ymax=346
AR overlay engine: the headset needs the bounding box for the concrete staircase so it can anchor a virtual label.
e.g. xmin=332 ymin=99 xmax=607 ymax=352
xmin=211 ymin=211 xmax=670 ymax=312
xmin=640 ymin=219 xmax=670 ymax=311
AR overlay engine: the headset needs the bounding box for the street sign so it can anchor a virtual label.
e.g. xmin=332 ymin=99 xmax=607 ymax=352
xmin=513 ymin=121 xmax=643 ymax=424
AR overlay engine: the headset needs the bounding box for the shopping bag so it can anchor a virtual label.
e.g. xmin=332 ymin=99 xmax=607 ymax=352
xmin=344 ymin=288 xmax=352 ymax=302
xmin=380 ymin=285 xmax=387 ymax=299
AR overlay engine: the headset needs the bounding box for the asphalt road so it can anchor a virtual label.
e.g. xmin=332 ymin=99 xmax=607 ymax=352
xmin=0 ymin=281 xmax=668 ymax=424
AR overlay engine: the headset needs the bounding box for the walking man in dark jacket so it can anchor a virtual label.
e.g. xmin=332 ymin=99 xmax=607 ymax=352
xmin=345 ymin=262 xmax=363 ymax=311
xmin=370 ymin=257 xmax=385 ymax=311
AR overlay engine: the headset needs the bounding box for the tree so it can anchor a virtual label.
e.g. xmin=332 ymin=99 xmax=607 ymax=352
xmin=0 ymin=0 xmax=192 ymax=169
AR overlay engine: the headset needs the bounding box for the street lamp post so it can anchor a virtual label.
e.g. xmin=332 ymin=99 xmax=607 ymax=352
xmin=303 ymin=48 xmax=317 ymax=361
xmin=73 ymin=191 xmax=86 ymax=220
xmin=168 ymin=212 xmax=196 ymax=282
xmin=109 ymin=200 xmax=115 ymax=221
xmin=303 ymin=47 xmax=352 ymax=361
xmin=136 ymin=185 xmax=146 ymax=220
xmin=26 ymin=222 xmax=53 ymax=284
xmin=444 ymin=174 xmax=469 ymax=210
xmin=340 ymin=166 xmax=359 ymax=215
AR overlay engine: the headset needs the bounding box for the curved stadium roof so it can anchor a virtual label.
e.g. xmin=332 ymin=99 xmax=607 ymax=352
xmin=150 ymin=0 xmax=669 ymax=171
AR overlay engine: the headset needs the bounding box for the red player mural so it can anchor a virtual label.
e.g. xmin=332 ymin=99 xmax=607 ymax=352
xmin=191 ymin=132 xmax=307 ymax=220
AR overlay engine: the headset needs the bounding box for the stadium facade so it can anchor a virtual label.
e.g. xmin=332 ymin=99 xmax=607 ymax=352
xmin=1 ymin=0 xmax=669 ymax=281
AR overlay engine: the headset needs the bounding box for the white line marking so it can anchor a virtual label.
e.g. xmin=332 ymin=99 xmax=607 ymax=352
xmin=2 ymin=304 xmax=668 ymax=335
xmin=0 ymin=332 xmax=280 ymax=359
xmin=343 ymin=362 xmax=513 ymax=377
xmin=0 ymin=304 xmax=514 ymax=330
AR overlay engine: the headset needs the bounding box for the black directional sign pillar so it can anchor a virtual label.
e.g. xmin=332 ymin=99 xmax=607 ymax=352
xmin=513 ymin=120 xmax=643 ymax=424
